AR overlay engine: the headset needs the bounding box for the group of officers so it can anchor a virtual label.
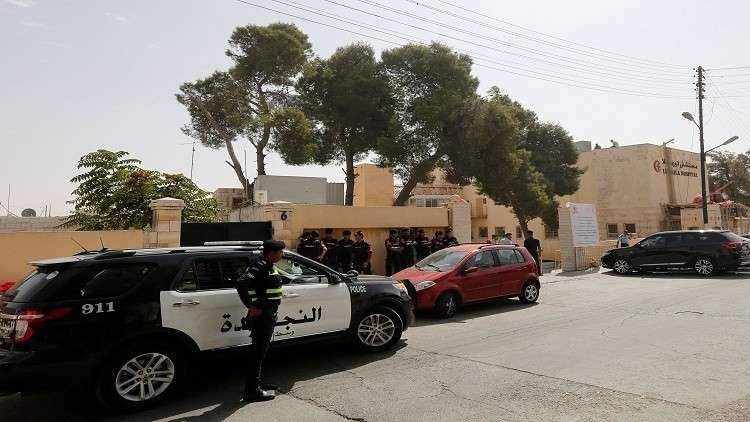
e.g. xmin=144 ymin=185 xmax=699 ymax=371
xmin=295 ymin=227 xmax=460 ymax=276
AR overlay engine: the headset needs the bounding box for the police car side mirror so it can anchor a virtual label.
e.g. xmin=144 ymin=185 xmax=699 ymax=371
xmin=328 ymin=274 xmax=343 ymax=284
xmin=346 ymin=270 xmax=359 ymax=278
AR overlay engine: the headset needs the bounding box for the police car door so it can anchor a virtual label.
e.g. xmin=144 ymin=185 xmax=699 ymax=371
xmin=161 ymin=256 xmax=252 ymax=351
xmin=273 ymin=256 xmax=351 ymax=341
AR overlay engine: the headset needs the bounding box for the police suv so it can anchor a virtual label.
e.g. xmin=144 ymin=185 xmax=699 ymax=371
xmin=0 ymin=242 xmax=413 ymax=410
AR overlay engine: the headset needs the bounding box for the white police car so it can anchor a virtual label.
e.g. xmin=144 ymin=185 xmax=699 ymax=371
xmin=0 ymin=242 xmax=413 ymax=410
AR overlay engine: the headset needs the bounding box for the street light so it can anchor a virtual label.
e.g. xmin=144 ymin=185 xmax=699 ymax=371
xmin=681 ymin=110 xmax=708 ymax=228
xmin=706 ymin=135 xmax=739 ymax=153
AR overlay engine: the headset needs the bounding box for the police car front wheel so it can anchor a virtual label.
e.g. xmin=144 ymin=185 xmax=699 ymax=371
xmin=354 ymin=306 xmax=403 ymax=352
xmin=96 ymin=342 xmax=185 ymax=410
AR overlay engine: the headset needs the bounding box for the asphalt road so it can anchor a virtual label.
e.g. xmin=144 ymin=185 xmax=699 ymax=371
xmin=4 ymin=269 xmax=750 ymax=421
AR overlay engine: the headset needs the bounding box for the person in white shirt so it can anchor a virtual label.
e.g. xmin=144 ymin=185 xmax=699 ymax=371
xmin=499 ymin=233 xmax=513 ymax=245
xmin=617 ymin=230 xmax=631 ymax=248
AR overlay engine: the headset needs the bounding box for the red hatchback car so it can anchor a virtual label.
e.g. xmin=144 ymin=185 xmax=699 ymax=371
xmin=392 ymin=244 xmax=540 ymax=318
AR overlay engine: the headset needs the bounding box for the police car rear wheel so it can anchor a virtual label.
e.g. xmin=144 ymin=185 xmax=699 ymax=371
xmin=96 ymin=342 xmax=184 ymax=410
xmin=354 ymin=306 xmax=403 ymax=352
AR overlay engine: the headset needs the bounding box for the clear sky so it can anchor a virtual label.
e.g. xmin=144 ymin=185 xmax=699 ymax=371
xmin=2 ymin=0 xmax=750 ymax=216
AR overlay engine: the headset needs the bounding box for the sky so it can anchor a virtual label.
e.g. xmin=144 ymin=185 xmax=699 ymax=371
xmin=2 ymin=0 xmax=750 ymax=216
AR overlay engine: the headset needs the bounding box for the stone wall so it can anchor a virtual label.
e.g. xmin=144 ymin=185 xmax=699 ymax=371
xmin=0 ymin=216 xmax=71 ymax=233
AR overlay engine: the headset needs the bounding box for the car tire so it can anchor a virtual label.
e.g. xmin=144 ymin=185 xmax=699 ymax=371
xmin=353 ymin=306 xmax=403 ymax=353
xmin=693 ymin=256 xmax=716 ymax=276
xmin=518 ymin=281 xmax=540 ymax=304
xmin=95 ymin=341 xmax=184 ymax=411
xmin=613 ymin=258 xmax=632 ymax=274
xmin=434 ymin=292 xmax=460 ymax=318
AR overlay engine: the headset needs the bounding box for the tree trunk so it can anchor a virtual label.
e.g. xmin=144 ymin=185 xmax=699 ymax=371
xmin=517 ymin=216 xmax=530 ymax=240
xmin=224 ymin=138 xmax=250 ymax=198
xmin=393 ymin=152 xmax=442 ymax=206
xmin=345 ymin=152 xmax=355 ymax=206
xmin=256 ymin=130 xmax=268 ymax=176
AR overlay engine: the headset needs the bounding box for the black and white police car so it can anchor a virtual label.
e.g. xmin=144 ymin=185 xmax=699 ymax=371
xmin=0 ymin=242 xmax=413 ymax=410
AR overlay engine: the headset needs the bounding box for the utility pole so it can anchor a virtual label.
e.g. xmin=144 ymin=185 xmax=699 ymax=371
xmin=696 ymin=66 xmax=709 ymax=229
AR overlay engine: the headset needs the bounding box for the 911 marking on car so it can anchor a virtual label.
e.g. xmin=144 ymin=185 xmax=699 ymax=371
xmin=349 ymin=284 xmax=367 ymax=294
xmin=82 ymin=302 xmax=115 ymax=315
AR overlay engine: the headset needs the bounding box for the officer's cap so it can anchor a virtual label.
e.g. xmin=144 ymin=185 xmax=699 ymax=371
xmin=263 ymin=240 xmax=286 ymax=252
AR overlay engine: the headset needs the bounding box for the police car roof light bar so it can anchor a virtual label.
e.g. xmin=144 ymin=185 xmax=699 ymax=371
xmin=203 ymin=241 xmax=264 ymax=247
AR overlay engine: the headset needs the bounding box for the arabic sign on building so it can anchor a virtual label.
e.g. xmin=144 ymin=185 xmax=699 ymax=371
xmin=653 ymin=158 xmax=699 ymax=178
xmin=567 ymin=203 xmax=599 ymax=247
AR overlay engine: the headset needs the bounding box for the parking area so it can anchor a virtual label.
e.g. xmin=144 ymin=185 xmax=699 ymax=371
xmin=4 ymin=269 xmax=750 ymax=421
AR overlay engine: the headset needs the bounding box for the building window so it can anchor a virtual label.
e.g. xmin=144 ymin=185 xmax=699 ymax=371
xmin=495 ymin=226 xmax=506 ymax=236
xmin=544 ymin=225 xmax=558 ymax=239
xmin=624 ymin=223 xmax=636 ymax=235
xmin=516 ymin=226 xmax=522 ymax=239
xmin=607 ymin=223 xmax=619 ymax=238
xmin=479 ymin=226 xmax=488 ymax=238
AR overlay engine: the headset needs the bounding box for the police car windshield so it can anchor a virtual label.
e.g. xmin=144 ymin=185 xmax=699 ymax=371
xmin=415 ymin=250 xmax=468 ymax=272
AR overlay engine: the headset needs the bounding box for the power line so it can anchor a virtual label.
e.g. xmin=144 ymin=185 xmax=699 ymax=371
xmin=278 ymin=0 xmax=687 ymax=92
xmin=706 ymin=65 xmax=750 ymax=71
xmin=232 ymin=0 xmax=692 ymax=98
xmin=332 ymin=0 xmax=691 ymax=81
xmin=433 ymin=0 xmax=688 ymax=70
xmin=404 ymin=0 xmax=689 ymax=74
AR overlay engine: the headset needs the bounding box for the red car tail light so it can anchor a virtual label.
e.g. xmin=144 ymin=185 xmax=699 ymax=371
xmin=11 ymin=307 xmax=73 ymax=344
xmin=0 ymin=281 xmax=15 ymax=294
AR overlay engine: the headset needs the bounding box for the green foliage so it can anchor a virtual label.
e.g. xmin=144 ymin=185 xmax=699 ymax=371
xmin=379 ymin=43 xmax=479 ymax=205
xmin=64 ymin=150 xmax=219 ymax=230
xmin=177 ymin=23 xmax=312 ymax=182
xmin=473 ymin=88 xmax=583 ymax=232
xmin=283 ymin=43 xmax=394 ymax=205
xmin=708 ymin=151 xmax=750 ymax=204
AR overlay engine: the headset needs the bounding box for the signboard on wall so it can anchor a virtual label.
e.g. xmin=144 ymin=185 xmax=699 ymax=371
xmin=567 ymin=203 xmax=599 ymax=247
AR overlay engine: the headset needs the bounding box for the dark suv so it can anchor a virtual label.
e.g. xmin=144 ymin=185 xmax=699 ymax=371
xmin=601 ymin=230 xmax=750 ymax=275
xmin=0 ymin=244 xmax=413 ymax=410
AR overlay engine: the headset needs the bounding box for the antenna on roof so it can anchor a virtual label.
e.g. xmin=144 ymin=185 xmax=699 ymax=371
xmin=99 ymin=237 xmax=107 ymax=252
xmin=71 ymin=237 xmax=89 ymax=253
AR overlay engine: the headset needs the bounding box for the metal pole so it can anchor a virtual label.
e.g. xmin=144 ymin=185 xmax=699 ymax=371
xmin=190 ymin=140 xmax=195 ymax=181
xmin=697 ymin=66 xmax=709 ymax=229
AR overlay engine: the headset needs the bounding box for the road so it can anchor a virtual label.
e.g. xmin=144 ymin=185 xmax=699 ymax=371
xmin=4 ymin=269 xmax=750 ymax=421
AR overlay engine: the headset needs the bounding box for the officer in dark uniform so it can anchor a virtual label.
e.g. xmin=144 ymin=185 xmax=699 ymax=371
xmin=385 ymin=229 xmax=403 ymax=276
xmin=352 ymin=231 xmax=372 ymax=275
xmin=400 ymin=228 xmax=417 ymax=269
xmin=236 ymin=240 xmax=285 ymax=403
xmin=415 ymin=229 xmax=432 ymax=261
xmin=321 ymin=228 xmax=338 ymax=269
xmin=431 ymin=231 xmax=445 ymax=253
xmin=297 ymin=231 xmax=326 ymax=262
xmin=443 ymin=229 xmax=460 ymax=248
xmin=337 ymin=230 xmax=355 ymax=272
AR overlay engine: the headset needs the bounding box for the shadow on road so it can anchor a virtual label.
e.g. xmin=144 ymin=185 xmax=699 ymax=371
xmin=1 ymin=341 xmax=407 ymax=422
xmin=413 ymin=298 xmax=538 ymax=327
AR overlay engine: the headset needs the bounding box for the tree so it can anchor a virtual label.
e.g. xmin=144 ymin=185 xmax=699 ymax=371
xmin=227 ymin=23 xmax=312 ymax=177
xmin=64 ymin=150 xmax=218 ymax=230
xmin=379 ymin=43 xmax=479 ymax=205
xmin=708 ymin=151 xmax=750 ymax=204
xmin=177 ymin=23 xmax=311 ymax=194
xmin=281 ymin=43 xmax=393 ymax=205
xmin=471 ymin=89 xmax=582 ymax=234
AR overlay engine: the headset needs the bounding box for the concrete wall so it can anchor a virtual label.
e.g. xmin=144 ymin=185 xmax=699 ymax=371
xmin=0 ymin=216 xmax=71 ymax=233
xmin=254 ymin=175 xmax=329 ymax=205
xmin=326 ymin=183 xmax=345 ymax=205
xmin=353 ymin=164 xmax=394 ymax=207
xmin=0 ymin=230 xmax=145 ymax=282
xmin=231 ymin=202 xmax=450 ymax=275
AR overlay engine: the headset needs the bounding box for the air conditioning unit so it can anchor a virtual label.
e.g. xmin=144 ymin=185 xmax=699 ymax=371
xmin=254 ymin=190 xmax=268 ymax=205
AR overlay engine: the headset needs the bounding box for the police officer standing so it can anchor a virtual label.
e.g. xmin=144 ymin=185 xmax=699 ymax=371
xmin=443 ymin=228 xmax=460 ymax=248
xmin=400 ymin=228 xmax=417 ymax=269
xmin=385 ymin=229 xmax=403 ymax=276
xmin=415 ymin=229 xmax=431 ymax=261
xmin=431 ymin=231 xmax=445 ymax=253
xmin=297 ymin=231 xmax=326 ymax=262
xmin=235 ymin=240 xmax=286 ymax=403
xmin=321 ymin=228 xmax=338 ymax=269
xmin=352 ymin=231 xmax=372 ymax=274
xmin=337 ymin=230 xmax=355 ymax=272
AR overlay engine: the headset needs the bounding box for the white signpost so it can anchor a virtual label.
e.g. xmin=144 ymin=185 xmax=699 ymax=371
xmin=568 ymin=203 xmax=599 ymax=247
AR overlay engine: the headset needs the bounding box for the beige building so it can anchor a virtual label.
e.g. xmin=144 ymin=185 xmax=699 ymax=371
xmin=408 ymin=143 xmax=709 ymax=261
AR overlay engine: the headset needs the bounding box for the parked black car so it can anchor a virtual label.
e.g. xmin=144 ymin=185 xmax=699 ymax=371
xmin=601 ymin=230 xmax=750 ymax=275
xmin=0 ymin=243 xmax=413 ymax=410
